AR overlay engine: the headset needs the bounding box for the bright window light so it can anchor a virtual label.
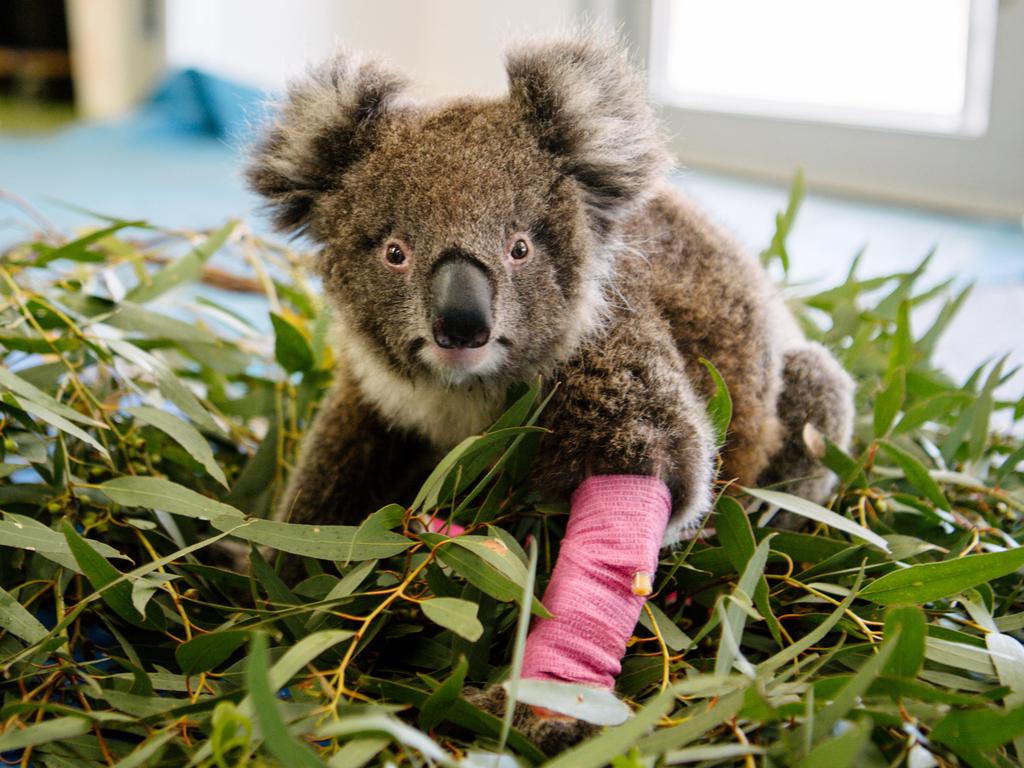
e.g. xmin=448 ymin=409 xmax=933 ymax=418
xmin=652 ymin=0 xmax=992 ymax=134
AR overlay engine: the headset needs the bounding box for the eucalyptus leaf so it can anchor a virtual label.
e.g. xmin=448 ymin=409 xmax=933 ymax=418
xmin=0 ymin=584 xmax=49 ymax=645
xmin=177 ymin=629 xmax=250 ymax=675
xmin=99 ymin=476 xmax=243 ymax=521
xmin=861 ymin=547 xmax=1024 ymax=605
xmin=743 ymin=487 xmax=890 ymax=552
xmin=126 ymin=405 xmax=228 ymax=487
xmin=420 ymin=597 xmax=483 ymax=641
xmin=246 ymin=632 xmax=323 ymax=767
xmin=219 ymin=517 xmax=412 ymax=560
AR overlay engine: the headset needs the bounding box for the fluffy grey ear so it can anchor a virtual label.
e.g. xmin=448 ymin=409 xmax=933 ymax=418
xmin=246 ymin=53 xmax=406 ymax=238
xmin=506 ymin=31 xmax=669 ymax=227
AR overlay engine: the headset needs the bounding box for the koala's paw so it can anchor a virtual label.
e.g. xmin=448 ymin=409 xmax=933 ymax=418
xmin=464 ymin=684 xmax=599 ymax=756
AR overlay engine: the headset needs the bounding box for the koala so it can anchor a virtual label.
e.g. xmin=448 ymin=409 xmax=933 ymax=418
xmin=246 ymin=31 xmax=854 ymax=754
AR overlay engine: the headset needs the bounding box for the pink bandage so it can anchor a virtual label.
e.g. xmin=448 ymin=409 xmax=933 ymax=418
xmin=520 ymin=475 xmax=672 ymax=689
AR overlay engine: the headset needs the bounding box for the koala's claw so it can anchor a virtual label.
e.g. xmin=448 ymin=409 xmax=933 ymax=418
xmin=463 ymin=684 xmax=599 ymax=756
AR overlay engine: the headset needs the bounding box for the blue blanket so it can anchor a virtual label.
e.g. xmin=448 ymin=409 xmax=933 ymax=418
xmin=0 ymin=69 xmax=268 ymax=237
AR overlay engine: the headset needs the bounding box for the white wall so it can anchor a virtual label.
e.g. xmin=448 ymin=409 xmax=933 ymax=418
xmin=66 ymin=0 xmax=166 ymax=118
xmin=166 ymin=0 xmax=580 ymax=98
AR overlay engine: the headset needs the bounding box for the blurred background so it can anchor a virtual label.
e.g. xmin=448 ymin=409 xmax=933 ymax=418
xmin=1 ymin=0 xmax=1022 ymax=383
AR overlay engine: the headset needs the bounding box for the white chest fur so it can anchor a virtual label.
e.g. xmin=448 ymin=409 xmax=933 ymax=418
xmin=340 ymin=327 xmax=506 ymax=448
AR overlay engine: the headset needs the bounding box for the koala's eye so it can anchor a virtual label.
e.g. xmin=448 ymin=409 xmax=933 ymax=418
xmin=510 ymin=239 xmax=530 ymax=261
xmin=384 ymin=241 xmax=408 ymax=269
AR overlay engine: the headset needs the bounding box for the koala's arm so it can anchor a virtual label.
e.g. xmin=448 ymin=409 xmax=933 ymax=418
xmin=534 ymin=312 xmax=717 ymax=540
xmin=277 ymin=376 xmax=432 ymax=527
xmin=517 ymin=311 xmax=715 ymax=711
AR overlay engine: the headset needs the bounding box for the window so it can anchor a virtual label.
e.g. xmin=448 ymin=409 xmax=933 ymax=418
xmin=651 ymin=0 xmax=992 ymax=135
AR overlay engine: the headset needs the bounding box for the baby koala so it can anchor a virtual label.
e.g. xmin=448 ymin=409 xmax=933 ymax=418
xmin=246 ymin=30 xmax=854 ymax=753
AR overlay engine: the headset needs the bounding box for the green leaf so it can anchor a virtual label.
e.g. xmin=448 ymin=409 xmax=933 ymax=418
xmin=108 ymin=339 xmax=224 ymax=436
xmin=967 ymin=356 xmax=1007 ymax=464
xmin=115 ymin=730 xmax=179 ymax=768
xmin=758 ymin=569 xmax=863 ymax=677
xmin=270 ymin=312 xmax=315 ymax=374
xmin=794 ymin=719 xmax=869 ymax=768
xmin=176 ymin=630 xmax=250 ymax=675
xmin=126 ymin=405 xmax=228 ymax=488
xmin=931 ymin=703 xmax=1024 ymax=754
xmin=99 ymin=476 xmax=243 ymax=521
xmin=451 ymin=535 xmax=529 ymax=586
xmin=873 ymin=367 xmax=905 ymax=437
xmin=988 ymin=632 xmax=1024 ymax=708
xmin=514 ymin=679 xmax=631 ymax=726
xmin=420 ymin=597 xmax=483 ymax=641
xmin=63 ymin=521 xmax=142 ymax=624
xmin=0 ymin=513 xmax=125 ymax=567
xmin=419 ymin=654 xmax=468 ymax=731
xmin=6 ymin=393 xmax=109 ymax=459
xmin=715 ymin=534 xmax=771 ymax=676
xmin=715 ymin=495 xmax=782 ymax=647
xmin=325 ymin=738 xmax=389 ymax=768
xmin=246 ymin=633 xmax=323 ymax=767
xmin=259 ymin=630 xmax=354 ymax=696
xmin=434 ymin=540 xmax=519 ymax=603
xmin=803 ymin=633 xmax=897 ymax=746
xmin=0 ymin=715 xmax=91 ymax=751
xmin=883 ymin=605 xmax=927 ymax=679
xmin=63 ymin=294 xmax=221 ymax=345
xmin=995 ymin=443 xmax=1024 ymax=485
xmin=887 ymin=300 xmax=913 ymax=374
xmin=218 ymin=518 xmax=412 ymax=560
xmin=634 ymin=689 xmax=747 ymax=754
xmin=100 ymin=689 xmax=184 ymax=718
xmin=33 ymin=221 xmax=146 ymax=267
xmin=0 ymin=584 xmax=49 ymax=644
xmin=249 ymin=545 xmax=305 ymax=640
xmin=171 ymin=630 xmax=357 ymax=767
xmin=126 ymin=220 xmax=236 ymax=303
xmin=664 ymin=744 xmax=766 ymax=764
xmin=545 ymin=685 xmax=680 ymax=768
xmin=0 ymin=366 xmax=106 ymax=429
xmin=344 ymin=504 xmax=406 ymax=564
xmin=306 ymin=559 xmax=378 ymax=631
xmin=430 ymin=534 xmax=549 ymax=617
xmin=861 ymin=547 xmax=1024 ymax=605
xmin=316 ymin=715 xmax=453 ymax=766
xmin=639 ymin=601 xmax=692 ymax=652
xmin=500 ymin=533 xmax=540 ymax=752
xmin=879 ymin=440 xmax=950 ymax=511
xmin=820 ymin=438 xmax=867 ymax=487
xmin=894 ymin=391 xmax=972 ymax=435
xmin=699 ymin=357 xmax=732 ymax=447
xmin=758 ymin=169 xmax=804 ymax=275
xmin=742 ymin=486 xmax=890 ymax=552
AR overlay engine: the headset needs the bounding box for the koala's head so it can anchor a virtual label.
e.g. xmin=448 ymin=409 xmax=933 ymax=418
xmin=247 ymin=33 xmax=667 ymax=390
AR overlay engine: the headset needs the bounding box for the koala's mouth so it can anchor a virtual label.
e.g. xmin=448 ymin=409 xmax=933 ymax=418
xmin=411 ymin=335 xmax=512 ymax=382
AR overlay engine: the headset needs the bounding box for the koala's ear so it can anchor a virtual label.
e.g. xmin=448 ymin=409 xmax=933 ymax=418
xmin=246 ymin=53 xmax=406 ymax=238
xmin=506 ymin=31 xmax=669 ymax=226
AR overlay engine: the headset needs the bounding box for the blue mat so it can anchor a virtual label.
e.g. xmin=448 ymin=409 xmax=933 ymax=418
xmin=0 ymin=69 xmax=267 ymax=238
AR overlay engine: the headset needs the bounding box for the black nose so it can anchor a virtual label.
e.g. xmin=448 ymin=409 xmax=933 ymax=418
xmin=431 ymin=254 xmax=492 ymax=349
xmin=433 ymin=312 xmax=490 ymax=349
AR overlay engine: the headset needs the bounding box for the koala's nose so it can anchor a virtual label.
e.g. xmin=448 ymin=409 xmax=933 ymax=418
xmin=430 ymin=255 xmax=492 ymax=349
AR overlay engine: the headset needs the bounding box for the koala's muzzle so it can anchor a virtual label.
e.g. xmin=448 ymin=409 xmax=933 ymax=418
xmin=430 ymin=255 xmax=492 ymax=349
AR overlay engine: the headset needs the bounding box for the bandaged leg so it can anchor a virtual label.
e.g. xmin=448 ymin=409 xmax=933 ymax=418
xmin=521 ymin=475 xmax=672 ymax=693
